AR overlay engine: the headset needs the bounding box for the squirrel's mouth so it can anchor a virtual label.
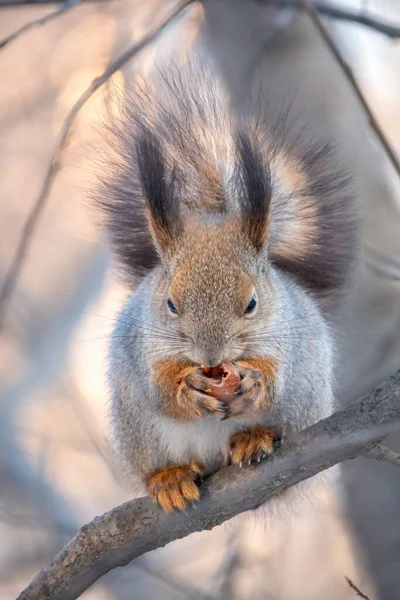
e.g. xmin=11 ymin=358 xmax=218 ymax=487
xmin=201 ymin=363 xmax=241 ymax=405
xmin=202 ymin=364 xmax=225 ymax=378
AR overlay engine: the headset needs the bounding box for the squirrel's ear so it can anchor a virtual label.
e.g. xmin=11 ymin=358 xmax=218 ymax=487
xmin=237 ymin=131 xmax=271 ymax=252
xmin=136 ymin=132 xmax=182 ymax=258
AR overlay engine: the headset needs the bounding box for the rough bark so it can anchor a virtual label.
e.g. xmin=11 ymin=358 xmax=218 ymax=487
xmin=17 ymin=370 xmax=400 ymax=600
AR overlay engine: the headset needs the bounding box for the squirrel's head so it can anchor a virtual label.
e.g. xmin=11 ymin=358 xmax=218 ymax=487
xmin=138 ymin=130 xmax=274 ymax=367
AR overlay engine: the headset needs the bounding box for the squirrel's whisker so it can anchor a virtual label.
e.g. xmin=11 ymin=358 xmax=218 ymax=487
xmin=95 ymin=55 xmax=357 ymax=515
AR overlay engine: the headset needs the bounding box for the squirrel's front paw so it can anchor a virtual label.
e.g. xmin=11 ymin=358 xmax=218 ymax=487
xmin=176 ymin=368 xmax=227 ymax=419
xmin=222 ymin=367 xmax=267 ymax=420
xmin=229 ymin=428 xmax=274 ymax=466
xmin=229 ymin=424 xmax=289 ymax=466
xmin=147 ymin=461 xmax=205 ymax=512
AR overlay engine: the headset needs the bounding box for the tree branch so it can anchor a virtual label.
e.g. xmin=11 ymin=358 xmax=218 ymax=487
xmin=345 ymin=576 xmax=371 ymax=600
xmin=304 ymin=1 xmax=400 ymax=182
xmin=3 ymin=0 xmax=400 ymax=40
xmin=0 ymin=0 xmax=100 ymax=4
xmin=0 ymin=0 xmax=192 ymax=333
xmin=364 ymin=443 xmax=400 ymax=467
xmin=133 ymin=560 xmax=215 ymax=600
xmin=310 ymin=2 xmax=400 ymax=39
xmin=0 ymin=0 xmax=79 ymax=50
xmin=17 ymin=370 xmax=400 ymax=600
xmin=2 ymin=0 xmax=399 ymax=41
xmin=2 ymin=0 xmax=398 ymax=333
xmin=268 ymin=0 xmax=400 ymax=39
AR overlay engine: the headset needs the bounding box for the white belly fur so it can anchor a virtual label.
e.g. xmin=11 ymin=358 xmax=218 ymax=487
xmin=157 ymin=415 xmax=240 ymax=473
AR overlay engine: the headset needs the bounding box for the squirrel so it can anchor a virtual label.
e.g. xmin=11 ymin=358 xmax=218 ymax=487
xmin=99 ymin=59 xmax=357 ymax=514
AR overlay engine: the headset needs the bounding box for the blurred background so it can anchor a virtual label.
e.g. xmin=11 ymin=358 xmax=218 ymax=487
xmin=0 ymin=0 xmax=400 ymax=598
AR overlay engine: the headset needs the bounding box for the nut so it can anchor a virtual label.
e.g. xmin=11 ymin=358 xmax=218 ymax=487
xmin=203 ymin=362 xmax=241 ymax=405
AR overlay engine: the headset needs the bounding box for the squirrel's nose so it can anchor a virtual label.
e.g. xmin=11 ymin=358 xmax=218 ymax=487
xmin=202 ymin=353 xmax=223 ymax=369
xmin=191 ymin=345 xmax=224 ymax=368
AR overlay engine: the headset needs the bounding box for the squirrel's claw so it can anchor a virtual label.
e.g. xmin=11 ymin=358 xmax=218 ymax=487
xmin=228 ymin=423 xmax=292 ymax=467
xmin=272 ymin=421 xmax=293 ymax=448
xmin=177 ymin=368 xmax=228 ymax=419
xmin=228 ymin=427 xmax=275 ymax=467
xmin=147 ymin=461 xmax=205 ymax=512
xmin=221 ymin=367 xmax=267 ymax=421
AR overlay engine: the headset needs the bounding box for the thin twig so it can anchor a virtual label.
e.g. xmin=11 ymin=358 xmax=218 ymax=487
xmin=304 ymin=1 xmax=400 ymax=182
xmin=0 ymin=0 xmax=192 ymax=333
xmin=0 ymin=0 xmax=79 ymax=50
xmin=364 ymin=443 xmax=400 ymax=467
xmin=0 ymin=0 xmax=99 ymax=4
xmin=312 ymin=1 xmax=400 ymax=39
xmin=345 ymin=576 xmax=371 ymax=600
xmin=3 ymin=0 xmax=400 ymax=39
xmin=263 ymin=0 xmax=400 ymax=39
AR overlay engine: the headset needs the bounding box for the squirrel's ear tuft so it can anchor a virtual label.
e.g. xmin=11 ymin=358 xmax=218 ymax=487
xmin=237 ymin=131 xmax=271 ymax=252
xmin=136 ymin=131 xmax=182 ymax=258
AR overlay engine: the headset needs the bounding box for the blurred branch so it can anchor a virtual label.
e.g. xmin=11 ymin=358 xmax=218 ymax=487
xmin=0 ymin=0 xmax=192 ymax=334
xmin=215 ymin=534 xmax=241 ymax=600
xmin=62 ymin=377 xmax=124 ymax=486
xmin=0 ymin=0 xmax=98 ymax=3
xmin=1 ymin=0 xmax=398 ymax=330
xmin=133 ymin=561 xmax=215 ymax=600
xmin=310 ymin=2 xmax=400 ymax=39
xmin=17 ymin=370 xmax=400 ymax=600
xmin=345 ymin=576 xmax=371 ymax=600
xmin=0 ymin=0 xmax=78 ymax=49
xmin=304 ymin=1 xmax=400 ymax=182
xmin=3 ymin=0 xmax=400 ymax=40
xmin=364 ymin=245 xmax=400 ymax=284
xmin=266 ymin=0 xmax=400 ymax=39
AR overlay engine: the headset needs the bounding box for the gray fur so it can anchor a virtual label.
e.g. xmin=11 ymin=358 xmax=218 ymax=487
xmin=109 ymin=266 xmax=334 ymax=484
xmin=102 ymin=58 xmax=355 ymax=517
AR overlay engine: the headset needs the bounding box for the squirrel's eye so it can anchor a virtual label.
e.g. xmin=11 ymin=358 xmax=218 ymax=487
xmin=167 ymin=298 xmax=178 ymax=315
xmin=245 ymin=294 xmax=257 ymax=315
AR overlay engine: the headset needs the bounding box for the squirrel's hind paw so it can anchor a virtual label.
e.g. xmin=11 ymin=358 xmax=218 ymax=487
xmin=147 ymin=461 xmax=205 ymax=512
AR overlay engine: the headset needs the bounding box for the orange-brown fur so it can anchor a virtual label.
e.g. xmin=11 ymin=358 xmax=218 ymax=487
xmin=237 ymin=357 xmax=277 ymax=390
xmin=153 ymin=360 xmax=227 ymax=421
xmin=104 ymin=59 xmax=356 ymax=516
xmin=223 ymin=357 xmax=277 ymax=419
xmin=153 ymin=356 xmax=278 ymax=423
xmin=270 ymin=152 xmax=319 ymax=263
xmin=275 ymin=152 xmax=308 ymax=191
xmin=229 ymin=427 xmax=276 ymax=465
xmin=153 ymin=359 xmax=191 ymax=396
xmin=147 ymin=461 xmax=205 ymax=511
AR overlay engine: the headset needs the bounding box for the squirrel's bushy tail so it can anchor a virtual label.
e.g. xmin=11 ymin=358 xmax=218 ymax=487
xmin=98 ymin=58 xmax=357 ymax=306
